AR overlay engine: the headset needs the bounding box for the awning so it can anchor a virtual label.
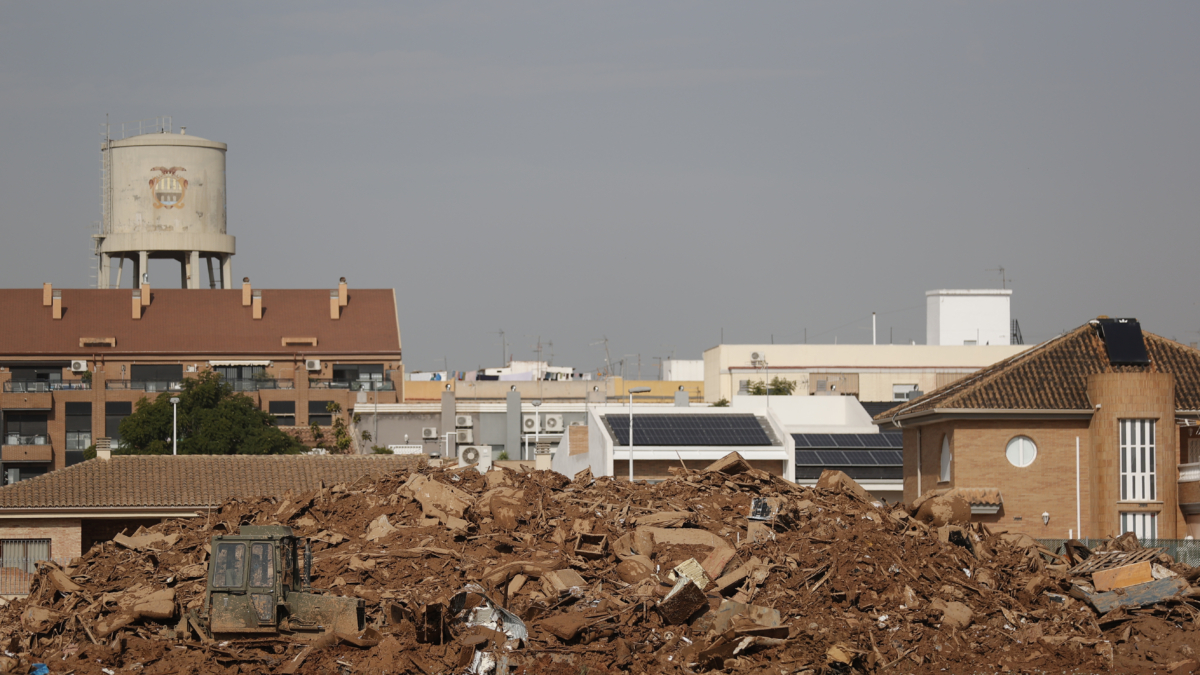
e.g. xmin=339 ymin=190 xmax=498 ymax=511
xmin=208 ymin=360 xmax=272 ymax=367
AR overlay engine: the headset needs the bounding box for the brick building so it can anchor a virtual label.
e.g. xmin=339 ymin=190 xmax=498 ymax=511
xmin=0 ymin=453 xmax=424 ymax=593
xmin=875 ymin=318 xmax=1200 ymax=540
xmin=0 ymin=280 xmax=402 ymax=482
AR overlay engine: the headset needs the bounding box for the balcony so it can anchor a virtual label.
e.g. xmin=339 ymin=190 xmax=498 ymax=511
xmin=2 ymin=437 xmax=52 ymax=463
xmin=221 ymin=378 xmax=295 ymax=392
xmin=106 ymin=380 xmax=184 ymax=392
xmin=4 ymin=435 xmax=48 ymax=446
xmin=307 ymin=379 xmax=395 ymax=391
xmin=3 ymin=381 xmax=90 ymax=393
xmin=1179 ymin=463 xmax=1200 ymax=515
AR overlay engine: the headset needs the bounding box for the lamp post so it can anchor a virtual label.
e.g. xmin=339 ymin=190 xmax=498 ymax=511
xmin=627 ymin=387 xmax=652 ymax=482
xmin=169 ymin=397 xmax=180 ymax=456
xmin=531 ymin=400 xmax=542 ymax=461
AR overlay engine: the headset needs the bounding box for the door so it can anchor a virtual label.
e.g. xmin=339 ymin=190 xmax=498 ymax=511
xmin=208 ymin=541 xmax=261 ymax=633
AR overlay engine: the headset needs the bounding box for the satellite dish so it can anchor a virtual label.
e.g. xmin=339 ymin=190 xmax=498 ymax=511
xmin=462 ymin=446 xmax=480 ymax=465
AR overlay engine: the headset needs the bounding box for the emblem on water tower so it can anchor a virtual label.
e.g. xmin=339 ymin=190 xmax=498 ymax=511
xmin=149 ymin=167 xmax=188 ymax=209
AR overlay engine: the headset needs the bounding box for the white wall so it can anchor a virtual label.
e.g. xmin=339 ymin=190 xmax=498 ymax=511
xmin=663 ymin=359 xmax=704 ymax=381
xmin=926 ymin=289 xmax=1011 ymax=346
xmin=728 ymin=395 xmax=877 ymax=434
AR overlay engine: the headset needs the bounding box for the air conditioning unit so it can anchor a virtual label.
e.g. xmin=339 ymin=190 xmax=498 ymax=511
xmin=69 ymin=360 xmax=87 ymax=373
xmin=421 ymin=427 xmax=438 ymax=440
xmin=750 ymin=351 xmax=763 ymax=362
xmin=458 ymin=445 xmax=493 ymax=472
xmin=543 ymin=414 xmax=564 ymax=432
xmin=305 ymin=359 xmax=322 ymax=371
xmin=522 ymin=414 xmax=540 ymax=433
xmin=455 ymin=415 xmax=473 ymax=428
xmin=456 ymin=429 xmax=473 ymax=444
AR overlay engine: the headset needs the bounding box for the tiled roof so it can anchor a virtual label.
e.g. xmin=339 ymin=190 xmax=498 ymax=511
xmin=948 ymin=487 xmax=1002 ymax=507
xmin=875 ymin=321 xmax=1200 ymax=422
xmin=0 ymin=288 xmax=400 ymax=356
xmin=0 ymin=455 xmax=423 ymax=509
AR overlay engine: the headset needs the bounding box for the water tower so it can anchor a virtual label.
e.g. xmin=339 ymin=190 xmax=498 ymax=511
xmin=95 ymin=118 xmax=235 ymax=289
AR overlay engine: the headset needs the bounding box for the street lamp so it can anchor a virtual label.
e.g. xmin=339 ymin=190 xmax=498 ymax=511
xmin=627 ymin=387 xmax=652 ymax=482
xmin=169 ymin=397 xmax=180 ymax=456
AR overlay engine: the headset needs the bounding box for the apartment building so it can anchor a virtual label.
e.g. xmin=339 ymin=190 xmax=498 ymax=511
xmin=0 ymin=281 xmax=402 ymax=482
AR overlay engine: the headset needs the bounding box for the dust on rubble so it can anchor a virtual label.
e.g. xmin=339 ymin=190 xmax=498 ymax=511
xmin=2 ymin=455 xmax=1200 ymax=674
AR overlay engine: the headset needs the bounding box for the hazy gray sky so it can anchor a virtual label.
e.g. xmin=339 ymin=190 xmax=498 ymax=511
xmin=2 ymin=3 xmax=1198 ymax=375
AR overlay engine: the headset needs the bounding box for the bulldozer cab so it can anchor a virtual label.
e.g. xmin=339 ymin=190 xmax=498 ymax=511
xmin=200 ymin=525 xmax=364 ymax=639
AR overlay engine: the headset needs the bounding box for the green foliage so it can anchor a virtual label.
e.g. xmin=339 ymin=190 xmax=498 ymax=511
xmin=80 ymin=371 xmax=93 ymax=384
xmin=361 ymin=429 xmax=373 ymax=442
xmin=747 ymin=377 xmax=797 ymax=396
xmin=117 ymin=371 xmax=304 ymax=456
xmin=372 ymin=446 xmax=392 ymax=454
xmin=83 ymin=444 xmax=96 ymax=460
xmin=496 ymin=451 xmax=510 ymax=461
xmin=326 ymin=402 xmax=353 ymax=453
xmin=711 ymin=398 xmax=730 ymax=407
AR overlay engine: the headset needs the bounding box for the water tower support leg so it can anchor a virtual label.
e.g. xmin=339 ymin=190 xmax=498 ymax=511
xmin=137 ymin=251 xmax=148 ymax=285
xmin=115 ymin=255 xmax=125 ymax=289
xmin=180 ymin=255 xmax=188 ymax=288
xmin=99 ymin=253 xmax=111 ymax=289
xmin=188 ymin=251 xmax=200 ymax=289
xmin=206 ymin=256 xmax=216 ymax=289
xmin=221 ymin=255 xmax=232 ymax=290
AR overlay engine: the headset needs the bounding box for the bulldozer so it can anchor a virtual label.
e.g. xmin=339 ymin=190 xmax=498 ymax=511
xmin=188 ymin=525 xmax=365 ymax=639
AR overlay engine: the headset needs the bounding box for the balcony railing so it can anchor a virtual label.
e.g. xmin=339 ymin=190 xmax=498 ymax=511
xmin=3 ymin=381 xmax=90 ymax=393
xmin=106 ymin=380 xmax=183 ymax=392
xmin=1181 ymin=462 xmax=1200 ymax=483
xmin=308 ymin=379 xmax=395 ymax=391
xmin=221 ymin=378 xmax=296 ymax=392
xmin=3 ymin=435 xmax=48 ymax=446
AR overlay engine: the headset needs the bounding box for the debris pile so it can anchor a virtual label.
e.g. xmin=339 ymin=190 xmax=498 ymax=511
xmin=4 ymin=453 xmax=1200 ymax=674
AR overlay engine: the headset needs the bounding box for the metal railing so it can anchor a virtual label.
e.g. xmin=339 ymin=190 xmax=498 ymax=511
xmin=3 ymin=435 xmax=48 ymax=446
xmin=0 ymin=558 xmax=74 ymax=596
xmin=1181 ymin=462 xmax=1200 ymax=483
xmin=222 ymin=378 xmax=295 ymax=392
xmin=105 ymin=380 xmax=183 ymax=392
xmin=307 ymin=379 xmax=395 ymax=391
xmin=1038 ymin=538 xmax=1200 ymax=567
xmin=3 ymin=381 xmax=90 ymax=392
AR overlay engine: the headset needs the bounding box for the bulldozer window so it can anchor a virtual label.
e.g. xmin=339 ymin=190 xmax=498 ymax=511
xmin=213 ymin=543 xmax=246 ymax=588
xmin=250 ymin=542 xmax=275 ymax=588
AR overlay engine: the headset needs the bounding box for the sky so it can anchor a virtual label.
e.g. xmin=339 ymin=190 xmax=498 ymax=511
xmin=1 ymin=2 xmax=1198 ymax=376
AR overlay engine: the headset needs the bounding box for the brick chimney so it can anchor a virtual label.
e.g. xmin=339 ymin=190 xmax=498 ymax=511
xmin=132 ymin=290 xmax=143 ymax=319
xmin=140 ymin=280 xmax=151 ymax=306
xmin=329 ymin=290 xmax=340 ymax=320
xmin=338 ymin=277 xmax=348 ymax=307
xmin=242 ymin=277 xmax=252 ymax=307
xmin=42 ymin=283 xmax=52 ymax=307
xmin=52 ymin=290 xmax=62 ymax=320
xmin=252 ymin=290 xmax=263 ymax=320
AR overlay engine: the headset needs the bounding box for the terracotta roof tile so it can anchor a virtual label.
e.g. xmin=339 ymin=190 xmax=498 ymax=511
xmin=875 ymin=321 xmax=1200 ymax=422
xmin=0 ymin=455 xmax=424 ymax=509
xmin=948 ymin=487 xmax=1002 ymax=507
xmin=0 ymin=288 xmax=400 ymax=356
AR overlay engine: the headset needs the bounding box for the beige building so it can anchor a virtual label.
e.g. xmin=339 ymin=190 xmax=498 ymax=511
xmin=704 ymin=343 xmax=1030 ymax=404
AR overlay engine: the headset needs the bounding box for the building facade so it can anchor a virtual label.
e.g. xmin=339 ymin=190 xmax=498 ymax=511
xmin=0 ymin=281 xmax=402 ymax=482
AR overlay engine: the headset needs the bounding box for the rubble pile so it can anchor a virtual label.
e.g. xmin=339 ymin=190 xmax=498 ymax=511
xmin=4 ymin=453 xmax=1200 ymax=674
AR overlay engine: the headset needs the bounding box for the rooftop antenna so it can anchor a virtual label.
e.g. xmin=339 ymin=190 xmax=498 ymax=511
xmin=986 ymin=265 xmax=1012 ymax=289
xmin=590 ymin=337 xmax=614 ymax=377
xmin=496 ymin=329 xmax=507 ymax=366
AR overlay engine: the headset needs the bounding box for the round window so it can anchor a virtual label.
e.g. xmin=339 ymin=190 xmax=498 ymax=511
xmin=1005 ymin=436 xmax=1037 ymax=467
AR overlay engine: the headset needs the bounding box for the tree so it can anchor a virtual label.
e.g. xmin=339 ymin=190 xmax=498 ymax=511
xmin=747 ymin=377 xmax=797 ymax=396
xmin=118 ymin=371 xmax=304 ymax=455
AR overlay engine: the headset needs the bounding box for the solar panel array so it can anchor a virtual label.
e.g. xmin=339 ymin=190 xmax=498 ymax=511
xmin=1098 ymin=319 xmax=1151 ymax=366
xmin=605 ymin=414 xmax=772 ymax=446
xmin=792 ymin=432 xmax=903 ymax=467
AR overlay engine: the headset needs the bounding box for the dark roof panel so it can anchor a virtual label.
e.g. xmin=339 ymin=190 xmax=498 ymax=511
xmin=604 ymin=414 xmax=773 ymax=446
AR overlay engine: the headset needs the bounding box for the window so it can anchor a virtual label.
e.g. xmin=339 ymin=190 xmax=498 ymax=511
xmin=105 ymin=401 xmax=132 ymax=447
xmin=249 ymin=542 xmax=275 ymax=588
xmin=1005 ymin=436 xmax=1037 ymax=468
xmin=308 ymin=401 xmax=333 ymax=426
xmin=269 ymin=401 xmax=296 ymax=426
xmin=4 ymin=414 xmax=48 ymax=445
xmin=1 ymin=539 xmax=49 ymax=574
xmin=939 ymin=434 xmax=952 ymax=482
xmin=212 ymin=543 xmax=246 ymax=588
xmin=4 ymin=467 xmax=46 ymax=485
xmin=1120 ymin=419 xmax=1156 ymax=501
xmin=1189 ymin=438 xmax=1200 ymax=465
xmin=9 ymin=367 xmax=62 ymax=384
xmin=65 ymin=402 xmax=92 ymax=450
xmin=130 ymin=364 xmax=183 ymax=391
xmin=214 ymin=365 xmax=265 ymax=380
xmin=1120 ymin=512 xmax=1158 ymax=540
xmin=893 ymin=384 xmax=918 ymax=401
xmin=332 ymin=364 xmax=383 ymax=383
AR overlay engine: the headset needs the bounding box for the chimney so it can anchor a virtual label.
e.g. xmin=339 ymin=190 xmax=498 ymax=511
xmin=52 ymin=290 xmax=62 ymax=320
xmin=140 ymin=280 xmax=151 ymax=306
xmin=96 ymin=437 xmax=112 ymax=460
xmin=252 ymin=290 xmax=263 ymax=320
xmin=330 ymin=290 xmax=340 ymax=320
xmin=338 ymin=277 xmax=348 ymax=307
xmin=42 ymin=283 xmax=52 ymax=307
xmin=242 ymin=277 xmax=252 ymax=307
xmin=132 ymin=289 xmax=143 ymax=319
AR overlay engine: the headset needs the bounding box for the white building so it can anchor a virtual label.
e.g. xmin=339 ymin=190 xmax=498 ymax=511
xmin=926 ymin=289 xmax=1012 ymax=346
xmin=662 ymin=359 xmax=704 ymax=381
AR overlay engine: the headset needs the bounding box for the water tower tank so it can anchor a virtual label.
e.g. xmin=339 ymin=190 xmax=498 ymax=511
xmin=95 ymin=130 xmax=235 ymax=289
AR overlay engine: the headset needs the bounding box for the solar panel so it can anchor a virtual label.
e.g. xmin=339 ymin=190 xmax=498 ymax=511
xmin=792 ymin=434 xmax=811 ymax=448
xmin=841 ymin=451 xmax=877 ymax=466
xmin=1098 ymin=319 xmax=1150 ymax=366
xmin=833 ymin=435 xmax=865 ymax=448
xmin=879 ymin=450 xmax=904 ymax=465
xmin=859 ymin=433 xmax=903 ymax=448
xmin=795 ymin=449 xmax=903 ymax=467
xmin=794 ymin=450 xmax=824 ymax=465
xmin=814 ymin=450 xmax=846 ymax=464
xmin=799 ymin=434 xmax=836 ymax=447
xmin=605 ymin=414 xmax=772 ymax=446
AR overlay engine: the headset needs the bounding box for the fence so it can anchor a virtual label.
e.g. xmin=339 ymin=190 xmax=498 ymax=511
xmin=0 ymin=558 xmax=74 ymax=596
xmin=1037 ymin=538 xmax=1200 ymax=567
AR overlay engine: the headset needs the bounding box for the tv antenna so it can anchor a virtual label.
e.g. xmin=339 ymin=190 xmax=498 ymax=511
xmin=986 ymin=265 xmax=1013 ymax=289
